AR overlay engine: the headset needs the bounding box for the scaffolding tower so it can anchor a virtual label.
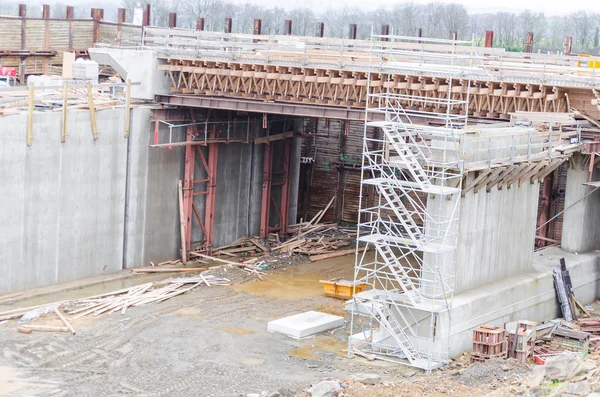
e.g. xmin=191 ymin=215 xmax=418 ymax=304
xmin=348 ymin=33 xmax=474 ymax=371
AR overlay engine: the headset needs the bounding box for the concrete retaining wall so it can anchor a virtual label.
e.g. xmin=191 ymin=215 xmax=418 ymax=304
xmin=0 ymin=107 xmax=301 ymax=294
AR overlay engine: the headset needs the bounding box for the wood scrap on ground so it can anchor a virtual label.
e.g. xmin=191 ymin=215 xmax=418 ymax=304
xmin=0 ymin=274 xmax=231 ymax=334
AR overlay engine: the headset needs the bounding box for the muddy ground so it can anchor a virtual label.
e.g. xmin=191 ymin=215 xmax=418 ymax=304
xmin=0 ymin=254 xmax=593 ymax=397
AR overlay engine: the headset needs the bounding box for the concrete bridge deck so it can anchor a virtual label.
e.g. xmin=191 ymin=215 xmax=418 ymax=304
xmin=144 ymin=28 xmax=600 ymax=120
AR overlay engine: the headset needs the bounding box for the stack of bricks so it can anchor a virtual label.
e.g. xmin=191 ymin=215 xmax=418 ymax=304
xmin=550 ymin=328 xmax=590 ymax=353
xmin=507 ymin=320 xmax=537 ymax=362
xmin=471 ymin=325 xmax=508 ymax=363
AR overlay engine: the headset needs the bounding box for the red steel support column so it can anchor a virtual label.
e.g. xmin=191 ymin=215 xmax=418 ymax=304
xmin=168 ymin=12 xmax=177 ymax=28
xmin=117 ymin=8 xmax=126 ymax=45
xmin=564 ymin=36 xmax=572 ymax=55
xmin=381 ymin=24 xmax=389 ymax=41
xmin=450 ymin=30 xmax=458 ymax=41
xmin=525 ymin=32 xmax=534 ymax=53
xmin=279 ymin=139 xmax=291 ymax=236
xmin=253 ymin=19 xmax=262 ymax=35
xmin=284 ymin=20 xmax=292 ymax=35
xmin=260 ymin=143 xmax=273 ymax=237
xmin=182 ymin=127 xmax=196 ymax=252
xmin=224 ymin=18 xmax=232 ymax=33
xmin=316 ymin=22 xmax=324 ymax=38
xmin=19 ymin=4 xmax=26 ymax=83
xmin=348 ymin=24 xmax=357 ymax=40
xmin=43 ymin=5 xmax=50 ymax=75
xmin=66 ymin=6 xmax=73 ymax=51
xmin=197 ymin=17 xmax=205 ymax=31
xmin=205 ymin=141 xmax=219 ymax=254
xmin=91 ymin=8 xmax=103 ymax=44
xmin=142 ymin=4 xmax=151 ymax=27
xmin=485 ymin=30 xmax=494 ymax=48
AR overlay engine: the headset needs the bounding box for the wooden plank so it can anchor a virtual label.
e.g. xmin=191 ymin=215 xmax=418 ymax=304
xmin=178 ymin=180 xmax=187 ymax=264
xmin=131 ymin=267 xmax=206 ymax=273
xmin=53 ymin=307 xmax=76 ymax=335
xmin=462 ymin=169 xmax=491 ymax=196
xmin=20 ymin=324 xmax=69 ymax=333
xmin=254 ymin=131 xmax=294 ymax=144
xmin=249 ymin=237 xmax=269 ymax=252
xmin=87 ymin=83 xmax=98 ymax=140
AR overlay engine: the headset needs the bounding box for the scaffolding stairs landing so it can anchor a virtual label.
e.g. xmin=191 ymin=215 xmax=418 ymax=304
xmin=349 ymin=32 xmax=471 ymax=371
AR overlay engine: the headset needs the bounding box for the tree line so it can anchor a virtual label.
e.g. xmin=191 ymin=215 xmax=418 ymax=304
xmin=1 ymin=0 xmax=599 ymax=54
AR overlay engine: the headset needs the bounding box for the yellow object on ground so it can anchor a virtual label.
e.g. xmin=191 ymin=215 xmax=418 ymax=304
xmin=319 ymin=278 xmax=366 ymax=299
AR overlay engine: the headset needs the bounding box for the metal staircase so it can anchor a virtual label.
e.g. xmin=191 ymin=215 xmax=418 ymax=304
xmin=349 ymin=32 xmax=471 ymax=371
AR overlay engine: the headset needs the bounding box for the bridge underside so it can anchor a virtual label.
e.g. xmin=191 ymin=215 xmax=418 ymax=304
xmin=158 ymin=60 xmax=600 ymax=120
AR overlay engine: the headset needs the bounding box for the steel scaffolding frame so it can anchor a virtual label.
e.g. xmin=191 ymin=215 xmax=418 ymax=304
xmin=348 ymin=33 xmax=473 ymax=371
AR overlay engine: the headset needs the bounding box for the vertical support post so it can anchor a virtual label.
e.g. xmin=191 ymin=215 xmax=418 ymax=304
xmin=124 ymin=80 xmax=131 ymax=138
xmin=485 ymin=30 xmax=494 ymax=48
xmin=178 ymin=180 xmax=187 ymax=264
xmin=284 ymin=19 xmax=292 ymax=35
xmin=537 ymin=172 xmax=554 ymax=248
xmin=450 ymin=30 xmax=458 ymax=41
xmin=224 ymin=18 xmax=232 ymax=33
xmin=43 ymin=4 xmax=50 ymax=75
xmin=62 ymin=81 xmax=68 ymax=142
xmin=381 ymin=24 xmax=389 ymax=41
xmin=196 ymin=17 xmax=205 ymax=31
xmin=168 ymin=13 xmax=177 ymax=28
xmin=525 ymin=32 xmax=534 ymax=53
xmin=66 ymin=6 xmax=74 ymax=51
xmin=316 ymin=22 xmax=324 ymax=38
xmin=416 ymin=28 xmax=422 ymax=45
xmin=183 ymin=127 xmax=196 ymax=253
xmin=564 ymin=36 xmax=573 ymax=55
xmin=253 ymin=19 xmax=262 ymax=35
xmin=19 ymin=4 xmax=26 ymax=83
xmin=205 ymin=141 xmax=219 ymax=254
xmin=87 ymin=83 xmax=98 ymax=140
xmin=27 ymin=82 xmax=34 ymax=146
xmin=280 ymin=139 xmax=292 ymax=236
xmin=91 ymin=8 xmax=103 ymax=44
xmin=116 ymin=8 xmax=126 ymax=46
xmin=348 ymin=24 xmax=357 ymax=40
xmin=142 ymin=4 xmax=151 ymax=27
xmin=260 ymin=143 xmax=273 ymax=236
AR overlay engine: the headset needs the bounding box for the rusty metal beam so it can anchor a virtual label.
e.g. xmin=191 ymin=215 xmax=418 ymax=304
xmin=316 ymin=22 xmax=324 ymax=38
xmin=280 ymin=139 xmax=292 ymax=236
xmin=260 ymin=143 xmax=272 ymax=237
xmin=155 ymin=95 xmax=384 ymax=121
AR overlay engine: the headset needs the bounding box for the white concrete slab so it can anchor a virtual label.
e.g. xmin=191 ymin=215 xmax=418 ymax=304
xmin=267 ymin=310 xmax=344 ymax=339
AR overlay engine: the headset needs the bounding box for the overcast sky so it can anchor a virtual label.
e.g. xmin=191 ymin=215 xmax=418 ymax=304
xmin=22 ymin=0 xmax=600 ymax=16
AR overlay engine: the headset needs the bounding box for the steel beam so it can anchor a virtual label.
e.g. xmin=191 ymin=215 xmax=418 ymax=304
xmin=183 ymin=127 xmax=195 ymax=251
xmin=260 ymin=143 xmax=273 ymax=237
xmin=155 ymin=95 xmax=384 ymax=121
xmin=204 ymin=136 xmax=218 ymax=254
xmin=279 ymin=139 xmax=291 ymax=236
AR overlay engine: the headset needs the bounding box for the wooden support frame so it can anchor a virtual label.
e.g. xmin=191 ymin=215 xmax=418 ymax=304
xmin=473 ymin=168 xmax=502 ymax=194
xmin=27 ymin=82 xmax=34 ymax=146
xmin=124 ymin=80 xmax=131 ymax=137
xmin=62 ymin=81 xmax=68 ymax=142
xmin=518 ymin=161 xmax=548 ymax=187
xmin=87 ymin=83 xmax=98 ymax=140
xmin=486 ymin=165 xmax=517 ymax=192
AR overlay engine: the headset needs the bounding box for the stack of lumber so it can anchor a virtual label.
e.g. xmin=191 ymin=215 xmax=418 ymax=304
xmin=209 ymin=237 xmax=269 ymax=258
xmin=0 ymin=275 xmax=230 ymax=331
xmin=273 ymin=223 xmax=360 ymax=262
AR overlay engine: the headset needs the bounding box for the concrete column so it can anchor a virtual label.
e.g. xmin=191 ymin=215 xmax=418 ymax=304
xmin=423 ymin=174 xmax=539 ymax=295
xmin=289 ymin=120 xmax=303 ymax=226
xmin=561 ymin=154 xmax=600 ymax=253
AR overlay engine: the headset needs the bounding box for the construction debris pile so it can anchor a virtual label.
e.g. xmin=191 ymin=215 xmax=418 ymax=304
xmin=0 ymin=275 xmax=230 ymax=334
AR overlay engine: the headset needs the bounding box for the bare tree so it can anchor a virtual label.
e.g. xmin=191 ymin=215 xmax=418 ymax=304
xmin=442 ymin=3 xmax=468 ymax=38
xmin=570 ymin=11 xmax=592 ymax=50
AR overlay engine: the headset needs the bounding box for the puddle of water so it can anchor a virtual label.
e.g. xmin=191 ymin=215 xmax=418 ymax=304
xmin=233 ymin=273 xmax=324 ymax=300
xmin=218 ymin=327 xmax=256 ymax=335
xmin=240 ymin=358 xmax=264 ymax=366
xmin=288 ymin=335 xmax=348 ymax=359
